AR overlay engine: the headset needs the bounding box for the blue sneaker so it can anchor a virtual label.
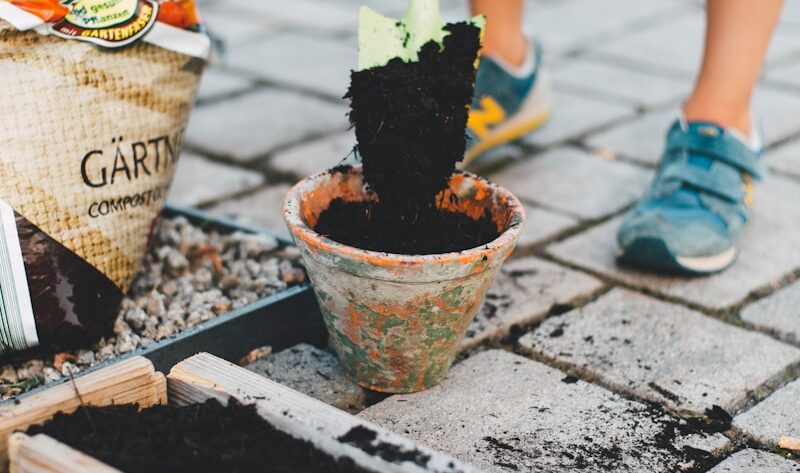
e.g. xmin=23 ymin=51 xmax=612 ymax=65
xmin=617 ymin=119 xmax=764 ymax=274
xmin=463 ymin=42 xmax=552 ymax=167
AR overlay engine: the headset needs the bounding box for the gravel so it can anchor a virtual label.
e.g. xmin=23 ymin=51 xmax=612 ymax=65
xmin=0 ymin=216 xmax=306 ymax=399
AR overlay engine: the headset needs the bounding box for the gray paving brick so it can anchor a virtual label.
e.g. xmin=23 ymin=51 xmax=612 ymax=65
xmin=245 ymin=343 xmax=366 ymax=413
xmin=766 ymin=61 xmax=800 ymax=88
xmin=553 ymin=57 xmax=690 ymax=108
xmin=186 ymin=89 xmax=348 ymax=162
xmin=490 ymin=147 xmax=651 ymax=220
xmin=734 ymin=377 xmax=800 ymax=449
xmin=209 ymin=184 xmax=292 ymax=237
xmin=202 ymin=8 xmax=278 ymax=47
xmin=223 ymin=0 xmax=356 ymax=33
xmin=585 ymin=108 xmax=679 ymax=166
xmin=226 ymin=33 xmax=354 ymax=99
xmin=168 ymin=153 xmax=264 ymax=206
xmin=269 ymin=131 xmax=356 ymax=178
xmin=522 ymin=0 xmax=687 ymax=53
xmin=593 ymin=15 xmax=800 ymax=77
xmin=740 ymin=280 xmax=800 ymax=344
xmin=781 ymin=0 xmax=800 ymax=29
xmin=767 ymin=140 xmax=800 ymax=180
xmin=707 ymin=449 xmax=800 ymax=473
xmin=521 ymin=91 xmax=633 ymax=147
xmin=463 ymin=257 xmax=602 ymax=349
xmin=196 ymin=68 xmax=252 ymax=102
xmin=586 ymin=86 xmax=800 ymax=166
xmin=518 ymin=289 xmax=800 ymax=415
xmin=754 ymin=86 xmax=800 ymax=147
xmin=517 ymin=204 xmax=578 ymax=247
xmin=360 ymin=349 xmax=729 ymax=473
xmin=547 ymin=175 xmax=800 ymax=310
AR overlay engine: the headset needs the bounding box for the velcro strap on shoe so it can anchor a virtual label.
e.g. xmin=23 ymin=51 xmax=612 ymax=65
xmin=666 ymin=132 xmax=764 ymax=179
xmin=658 ymin=163 xmax=747 ymax=203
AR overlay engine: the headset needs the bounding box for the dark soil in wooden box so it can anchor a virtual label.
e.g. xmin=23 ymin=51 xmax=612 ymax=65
xmin=26 ymin=399 xmax=373 ymax=473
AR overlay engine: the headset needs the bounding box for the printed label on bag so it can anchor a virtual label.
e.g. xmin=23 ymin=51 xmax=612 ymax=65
xmin=0 ymin=0 xmax=210 ymax=58
xmin=48 ymin=0 xmax=159 ymax=48
xmin=0 ymin=199 xmax=39 ymax=352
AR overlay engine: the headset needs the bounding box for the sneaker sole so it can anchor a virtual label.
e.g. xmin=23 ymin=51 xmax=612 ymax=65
xmin=619 ymin=237 xmax=737 ymax=275
xmin=461 ymin=68 xmax=553 ymax=168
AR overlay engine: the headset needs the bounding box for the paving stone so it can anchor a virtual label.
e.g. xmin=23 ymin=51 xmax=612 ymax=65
xmin=186 ymin=89 xmax=348 ymax=162
xmin=782 ymin=0 xmax=800 ymax=28
xmin=753 ymin=86 xmax=800 ymax=147
xmin=553 ymin=57 xmax=690 ymax=108
xmin=168 ymin=153 xmax=264 ymax=206
xmin=195 ymin=68 xmax=252 ymax=102
xmin=223 ymin=0 xmax=355 ymax=34
xmin=740 ymin=280 xmax=800 ymax=344
xmin=734 ymin=378 xmax=800 ymax=449
xmin=521 ymin=91 xmax=634 ymax=147
xmin=245 ymin=343 xmax=366 ymax=413
xmin=522 ymin=0 xmax=687 ymax=53
xmin=269 ymin=131 xmax=356 ymax=177
xmin=593 ymin=15 xmax=800 ymax=77
xmin=707 ymin=449 xmax=800 ymax=473
xmin=586 ymin=86 xmax=800 ymax=166
xmin=518 ymin=289 xmax=800 ymax=415
xmin=463 ymin=257 xmax=602 ymax=349
xmin=490 ymin=147 xmax=651 ymax=220
xmin=202 ymin=8 xmax=277 ymax=47
xmin=209 ymin=184 xmax=292 ymax=237
xmin=517 ymin=204 xmax=578 ymax=247
xmin=585 ymin=107 xmax=679 ymax=166
xmin=766 ymin=60 xmax=800 ymax=89
xmin=547 ymin=175 xmax=800 ymax=310
xmin=360 ymin=349 xmax=729 ymax=473
xmin=766 ymin=140 xmax=800 ymax=180
xmin=226 ymin=33 xmax=354 ymax=99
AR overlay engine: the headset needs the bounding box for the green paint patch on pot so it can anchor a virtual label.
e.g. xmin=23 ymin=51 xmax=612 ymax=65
xmin=441 ymin=285 xmax=466 ymax=306
xmin=357 ymin=0 xmax=485 ymax=71
xmin=425 ymin=326 xmax=455 ymax=346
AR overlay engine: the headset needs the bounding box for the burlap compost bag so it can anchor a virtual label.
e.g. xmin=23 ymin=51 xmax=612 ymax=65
xmin=0 ymin=0 xmax=209 ymax=355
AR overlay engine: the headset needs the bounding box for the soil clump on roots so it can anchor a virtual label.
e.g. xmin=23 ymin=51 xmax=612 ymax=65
xmin=315 ymin=22 xmax=499 ymax=254
xmin=27 ymin=399 xmax=372 ymax=473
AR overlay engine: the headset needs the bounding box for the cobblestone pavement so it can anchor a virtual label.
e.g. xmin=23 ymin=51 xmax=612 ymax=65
xmin=170 ymin=0 xmax=800 ymax=470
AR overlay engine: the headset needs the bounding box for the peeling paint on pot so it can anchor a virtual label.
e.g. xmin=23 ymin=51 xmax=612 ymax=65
xmin=283 ymin=166 xmax=524 ymax=393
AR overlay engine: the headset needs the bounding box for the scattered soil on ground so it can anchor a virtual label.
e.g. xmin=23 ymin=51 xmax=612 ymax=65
xmin=318 ymin=22 xmax=498 ymax=254
xmin=27 ymin=399 xmax=371 ymax=473
xmin=338 ymin=425 xmax=431 ymax=467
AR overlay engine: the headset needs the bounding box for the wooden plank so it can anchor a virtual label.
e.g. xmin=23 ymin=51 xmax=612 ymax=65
xmin=9 ymin=434 xmax=120 ymax=473
xmin=0 ymin=357 xmax=165 ymax=471
xmin=168 ymin=353 xmax=483 ymax=473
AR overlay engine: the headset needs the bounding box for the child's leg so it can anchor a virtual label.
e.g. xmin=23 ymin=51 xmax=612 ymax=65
xmin=684 ymin=0 xmax=785 ymax=136
xmin=470 ymin=0 xmax=527 ymax=67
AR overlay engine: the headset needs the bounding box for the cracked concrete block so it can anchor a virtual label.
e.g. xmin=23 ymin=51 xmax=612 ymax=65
xmin=246 ymin=343 xmax=367 ymax=413
xmin=361 ymin=350 xmax=729 ymax=472
xmin=518 ymin=289 xmax=800 ymax=415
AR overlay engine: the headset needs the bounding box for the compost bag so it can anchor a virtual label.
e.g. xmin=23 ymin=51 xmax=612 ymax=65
xmin=0 ymin=0 xmax=209 ymax=355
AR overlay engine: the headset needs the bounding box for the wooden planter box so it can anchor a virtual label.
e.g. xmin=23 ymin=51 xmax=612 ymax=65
xmin=2 ymin=205 xmax=327 ymax=408
xmin=4 ymin=354 xmax=480 ymax=473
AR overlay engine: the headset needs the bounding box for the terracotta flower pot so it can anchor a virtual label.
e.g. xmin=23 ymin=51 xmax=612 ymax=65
xmin=283 ymin=165 xmax=524 ymax=393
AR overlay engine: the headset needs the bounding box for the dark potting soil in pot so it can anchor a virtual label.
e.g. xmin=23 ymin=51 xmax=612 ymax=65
xmin=26 ymin=399 xmax=373 ymax=473
xmin=315 ymin=22 xmax=500 ymax=255
xmin=315 ymin=196 xmax=498 ymax=254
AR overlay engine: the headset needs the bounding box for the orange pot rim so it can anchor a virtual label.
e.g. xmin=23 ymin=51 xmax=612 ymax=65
xmin=282 ymin=166 xmax=525 ymax=270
